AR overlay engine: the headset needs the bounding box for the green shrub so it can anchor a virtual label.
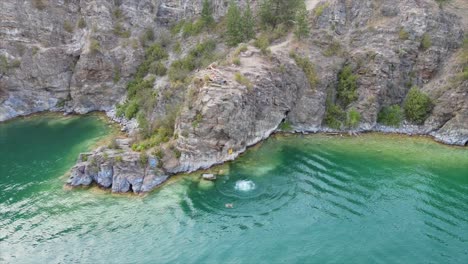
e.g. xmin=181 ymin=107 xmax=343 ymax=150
xmin=169 ymin=40 xmax=216 ymax=82
xmin=9 ymin=59 xmax=21 ymax=68
xmin=314 ymin=3 xmax=329 ymax=17
xmin=113 ymin=8 xmax=124 ymax=20
xmin=324 ymin=100 xmax=346 ymax=129
xmin=279 ymin=120 xmax=293 ymax=131
xmin=378 ymin=105 xmax=403 ymax=127
xmin=32 ymin=0 xmax=46 ymax=10
xmin=234 ymin=72 xmax=253 ymax=90
xmin=201 ymin=0 xmax=215 ymax=27
xmin=290 ymin=52 xmax=318 ymax=90
xmin=150 ymin=61 xmax=167 ymax=76
xmin=64 ymin=20 xmax=74 ymax=33
xmin=254 ymin=33 xmax=271 ymax=55
xmin=78 ymin=17 xmax=86 ymax=29
xmin=139 ymin=152 xmax=149 ymax=167
xmin=173 ymin=41 xmax=182 ymax=54
xmin=346 ymin=108 xmax=361 ymax=129
xmin=0 ymin=55 xmax=8 ymax=74
xmin=399 ymin=28 xmax=409 ymax=40
xmin=420 ymin=33 xmax=432 ymax=50
xmin=295 ymin=7 xmax=309 ymax=40
xmin=140 ymin=28 xmax=155 ymax=46
xmin=337 ymin=65 xmax=358 ymax=107
xmin=90 ymin=39 xmax=100 ymax=53
xmin=124 ymin=99 xmax=139 ymax=119
xmin=182 ymin=20 xmax=205 ymax=37
xmin=114 ymin=23 xmax=131 ymax=38
xmin=404 ymin=87 xmax=433 ymax=124
xmin=323 ymin=41 xmax=342 ymax=57
xmin=115 ymin=156 xmax=123 ymax=163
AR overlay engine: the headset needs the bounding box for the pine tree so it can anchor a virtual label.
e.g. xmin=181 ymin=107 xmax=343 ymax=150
xmin=294 ymin=3 xmax=309 ymax=39
xmin=242 ymin=1 xmax=255 ymax=41
xmin=226 ymin=1 xmax=243 ymax=46
xmin=201 ymin=0 xmax=215 ymax=27
xmin=259 ymin=0 xmax=303 ymax=28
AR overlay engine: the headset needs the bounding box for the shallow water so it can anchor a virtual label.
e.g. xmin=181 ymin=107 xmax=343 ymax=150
xmin=0 ymin=117 xmax=467 ymax=263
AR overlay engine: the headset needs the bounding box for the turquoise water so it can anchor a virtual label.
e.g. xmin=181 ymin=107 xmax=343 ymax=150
xmin=1 ymin=117 xmax=468 ymax=263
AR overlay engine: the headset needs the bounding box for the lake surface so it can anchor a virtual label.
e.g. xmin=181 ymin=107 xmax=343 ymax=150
xmin=0 ymin=116 xmax=467 ymax=263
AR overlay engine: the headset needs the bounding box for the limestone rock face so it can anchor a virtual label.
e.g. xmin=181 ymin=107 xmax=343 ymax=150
xmin=0 ymin=0 xmax=239 ymax=121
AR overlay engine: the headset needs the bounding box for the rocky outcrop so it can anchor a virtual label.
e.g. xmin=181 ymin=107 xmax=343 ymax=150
xmin=68 ymin=139 xmax=168 ymax=193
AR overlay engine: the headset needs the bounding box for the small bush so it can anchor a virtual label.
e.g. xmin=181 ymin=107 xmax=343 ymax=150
xmin=140 ymin=28 xmax=155 ymax=46
xmin=323 ymin=41 xmax=342 ymax=57
xmin=114 ymin=23 xmax=131 ymax=38
xmin=290 ymin=52 xmax=318 ymax=90
xmin=399 ymin=28 xmax=409 ymax=40
xmin=115 ymin=156 xmax=123 ymax=163
xmin=279 ymin=120 xmax=293 ymax=131
xmin=9 ymin=59 xmax=21 ymax=68
xmin=346 ymin=108 xmax=361 ymax=129
xmin=403 ymin=87 xmax=433 ymax=124
xmin=64 ymin=20 xmax=74 ymax=33
xmin=124 ymin=99 xmax=139 ymax=119
xmin=90 ymin=39 xmax=100 ymax=53
xmin=78 ymin=17 xmax=86 ymax=29
xmin=32 ymin=0 xmax=46 ymax=10
xmin=139 ymin=152 xmax=149 ymax=167
xmin=420 ymin=33 xmax=432 ymax=50
xmin=324 ymin=101 xmax=346 ymax=129
xmin=378 ymin=105 xmax=403 ymax=127
xmin=234 ymin=72 xmax=253 ymax=90
xmin=314 ymin=3 xmax=329 ymax=17
xmin=232 ymin=57 xmax=241 ymax=66
xmin=173 ymin=41 xmax=182 ymax=54
xmin=254 ymin=33 xmax=271 ymax=55
xmin=150 ymin=61 xmax=167 ymax=76
xmin=113 ymin=8 xmax=124 ymax=20
xmin=337 ymin=65 xmax=358 ymax=107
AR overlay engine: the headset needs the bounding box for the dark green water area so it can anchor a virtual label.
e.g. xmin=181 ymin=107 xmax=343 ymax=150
xmin=0 ymin=115 xmax=467 ymax=263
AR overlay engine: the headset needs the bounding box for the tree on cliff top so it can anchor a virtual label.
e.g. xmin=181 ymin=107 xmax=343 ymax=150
xmin=259 ymin=0 xmax=303 ymax=28
xmin=201 ymin=0 xmax=215 ymax=27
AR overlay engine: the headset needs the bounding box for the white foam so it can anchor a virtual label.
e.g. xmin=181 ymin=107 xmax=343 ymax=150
xmin=234 ymin=180 xmax=256 ymax=192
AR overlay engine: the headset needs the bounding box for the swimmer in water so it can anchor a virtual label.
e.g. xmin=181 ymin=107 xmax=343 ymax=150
xmin=225 ymin=203 xmax=234 ymax=208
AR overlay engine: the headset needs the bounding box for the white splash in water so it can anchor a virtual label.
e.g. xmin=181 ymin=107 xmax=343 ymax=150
xmin=234 ymin=180 xmax=256 ymax=192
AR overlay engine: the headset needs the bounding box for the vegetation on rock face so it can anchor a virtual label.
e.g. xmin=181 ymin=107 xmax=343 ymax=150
xmin=294 ymin=1 xmax=310 ymax=40
xmin=337 ymin=65 xmax=358 ymax=107
xmin=324 ymin=64 xmax=360 ymax=129
xmin=346 ymin=108 xmax=361 ymax=129
xmin=226 ymin=1 xmax=255 ymax=46
xmin=378 ymin=105 xmax=403 ymax=127
xmin=234 ymin=72 xmax=253 ymax=90
xmin=403 ymin=87 xmax=433 ymax=124
xmin=201 ymin=0 xmax=215 ymax=27
xmin=169 ymin=40 xmax=217 ymax=82
xmin=420 ymin=33 xmax=432 ymax=50
xmin=290 ymin=52 xmax=318 ymax=90
xmin=259 ymin=0 xmax=303 ymax=29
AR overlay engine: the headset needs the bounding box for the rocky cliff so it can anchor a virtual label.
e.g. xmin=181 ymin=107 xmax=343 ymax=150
xmin=1 ymin=0 xmax=466 ymax=193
